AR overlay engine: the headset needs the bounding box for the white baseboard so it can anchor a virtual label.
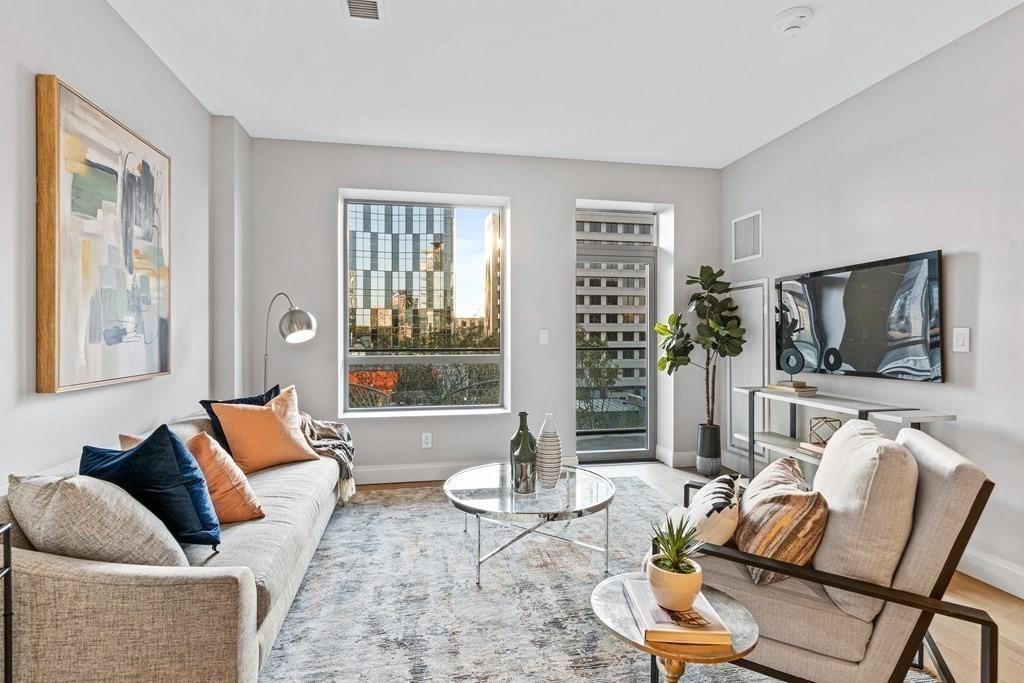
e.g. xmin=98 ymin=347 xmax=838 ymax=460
xmin=958 ymin=547 xmax=1024 ymax=599
xmin=655 ymin=446 xmax=696 ymax=469
xmin=356 ymin=459 xmax=500 ymax=485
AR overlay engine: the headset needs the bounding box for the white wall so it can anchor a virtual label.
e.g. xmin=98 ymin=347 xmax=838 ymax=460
xmin=210 ymin=116 xmax=252 ymax=398
xmin=247 ymin=140 xmax=719 ymax=483
xmin=720 ymin=6 xmax=1024 ymax=596
xmin=0 ymin=0 xmax=212 ymax=479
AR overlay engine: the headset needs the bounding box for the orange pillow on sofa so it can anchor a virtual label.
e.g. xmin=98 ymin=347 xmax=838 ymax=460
xmin=209 ymin=385 xmax=319 ymax=474
xmin=120 ymin=431 xmax=265 ymax=524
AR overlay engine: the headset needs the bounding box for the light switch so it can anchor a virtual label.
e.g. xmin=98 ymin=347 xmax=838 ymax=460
xmin=952 ymin=328 xmax=970 ymax=353
xmin=539 ymin=329 xmax=550 ymax=345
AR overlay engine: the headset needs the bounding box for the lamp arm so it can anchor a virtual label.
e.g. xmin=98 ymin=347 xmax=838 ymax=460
xmin=264 ymin=292 xmax=295 ymax=392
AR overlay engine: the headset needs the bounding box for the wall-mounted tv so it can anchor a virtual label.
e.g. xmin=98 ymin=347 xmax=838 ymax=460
xmin=776 ymin=251 xmax=943 ymax=382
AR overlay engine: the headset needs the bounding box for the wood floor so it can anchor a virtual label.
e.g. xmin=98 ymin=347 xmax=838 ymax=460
xmin=359 ymin=461 xmax=1024 ymax=682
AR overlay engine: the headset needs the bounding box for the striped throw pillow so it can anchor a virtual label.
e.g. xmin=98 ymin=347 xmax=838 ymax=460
xmin=686 ymin=474 xmax=740 ymax=545
xmin=735 ymin=458 xmax=829 ymax=585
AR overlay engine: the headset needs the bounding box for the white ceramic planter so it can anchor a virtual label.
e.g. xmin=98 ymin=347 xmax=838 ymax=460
xmin=645 ymin=554 xmax=703 ymax=611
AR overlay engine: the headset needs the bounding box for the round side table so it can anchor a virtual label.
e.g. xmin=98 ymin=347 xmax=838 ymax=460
xmin=591 ymin=572 xmax=759 ymax=683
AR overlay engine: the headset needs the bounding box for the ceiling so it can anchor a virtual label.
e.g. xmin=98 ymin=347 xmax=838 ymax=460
xmin=106 ymin=0 xmax=1022 ymax=169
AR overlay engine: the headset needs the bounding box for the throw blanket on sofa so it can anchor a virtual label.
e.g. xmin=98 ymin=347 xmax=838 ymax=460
xmin=300 ymin=413 xmax=356 ymax=503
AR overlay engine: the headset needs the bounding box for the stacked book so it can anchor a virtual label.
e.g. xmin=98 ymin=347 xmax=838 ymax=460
xmin=764 ymin=380 xmax=817 ymax=397
xmin=621 ymin=579 xmax=731 ymax=646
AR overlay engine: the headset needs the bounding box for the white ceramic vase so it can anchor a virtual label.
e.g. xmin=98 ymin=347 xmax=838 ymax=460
xmin=536 ymin=413 xmax=562 ymax=489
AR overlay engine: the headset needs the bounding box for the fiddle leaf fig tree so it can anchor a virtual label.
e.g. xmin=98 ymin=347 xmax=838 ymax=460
xmin=654 ymin=266 xmax=746 ymax=426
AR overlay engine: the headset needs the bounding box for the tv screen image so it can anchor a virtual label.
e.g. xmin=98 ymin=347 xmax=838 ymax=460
xmin=776 ymin=251 xmax=943 ymax=382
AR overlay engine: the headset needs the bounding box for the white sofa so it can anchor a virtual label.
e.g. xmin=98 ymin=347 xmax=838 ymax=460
xmin=0 ymin=415 xmax=348 ymax=682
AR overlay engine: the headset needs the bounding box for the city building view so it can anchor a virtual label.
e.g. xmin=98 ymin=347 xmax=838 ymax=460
xmin=575 ymin=210 xmax=655 ymax=453
xmin=346 ymin=202 xmax=501 ymax=409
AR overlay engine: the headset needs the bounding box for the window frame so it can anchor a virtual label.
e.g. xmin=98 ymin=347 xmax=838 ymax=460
xmin=341 ymin=198 xmax=505 ymax=414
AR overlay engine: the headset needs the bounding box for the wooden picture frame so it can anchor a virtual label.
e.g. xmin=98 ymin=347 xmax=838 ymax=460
xmin=36 ymin=75 xmax=171 ymax=393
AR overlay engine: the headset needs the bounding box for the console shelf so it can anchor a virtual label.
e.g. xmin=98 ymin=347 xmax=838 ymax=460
xmin=732 ymin=386 xmax=956 ymax=480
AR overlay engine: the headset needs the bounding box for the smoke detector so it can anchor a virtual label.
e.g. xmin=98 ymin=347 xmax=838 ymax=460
xmin=772 ymin=7 xmax=814 ymax=36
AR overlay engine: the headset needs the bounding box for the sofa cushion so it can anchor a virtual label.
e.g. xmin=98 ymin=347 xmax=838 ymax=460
xmin=210 ymin=386 xmax=319 ymax=474
xmin=812 ymin=420 xmax=918 ymax=622
xmin=200 ymin=385 xmax=281 ymax=454
xmin=182 ymin=457 xmax=339 ymax=625
xmin=81 ymin=425 xmax=221 ymax=547
xmin=700 ymin=553 xmax=873 ymax=663
xmin=8 ymin=474 xmax=188 ymax=567
xmin=735 ymin=458 xmax=828 ymax=585
xmin=122 ymin=432 xmax=266 ymax=525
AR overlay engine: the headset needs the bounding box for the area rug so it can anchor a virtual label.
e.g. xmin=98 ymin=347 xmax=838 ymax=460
xmin=261 ymin=476 xmax=937 ymax=682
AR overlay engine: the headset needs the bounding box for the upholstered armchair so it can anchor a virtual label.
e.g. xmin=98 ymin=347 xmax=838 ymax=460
xmin=668 ymin=428 xmax=997 ymax=683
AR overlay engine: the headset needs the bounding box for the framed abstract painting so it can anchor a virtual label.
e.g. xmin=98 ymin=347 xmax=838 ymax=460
xmin=36 ymin=75 xmax=171 ymax=392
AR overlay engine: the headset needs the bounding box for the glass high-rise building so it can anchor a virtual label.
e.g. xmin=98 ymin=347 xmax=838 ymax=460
xmin=347 ymin=203 xmax=454 ymax=350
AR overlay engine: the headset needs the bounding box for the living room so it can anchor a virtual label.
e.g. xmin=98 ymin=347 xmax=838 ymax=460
xmin=1 ymin=0 xmax=1022 ymax=681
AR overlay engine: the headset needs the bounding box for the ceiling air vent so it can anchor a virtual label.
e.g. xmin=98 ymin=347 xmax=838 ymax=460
xmin=732 ymin=210 xmax=763 ymax=263
xmin=344 ymin=0 xmax=384 ymax=21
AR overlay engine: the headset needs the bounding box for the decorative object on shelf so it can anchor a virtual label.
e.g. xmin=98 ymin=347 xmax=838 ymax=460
xmin=655 ymin=266 xmax=747 ymax=477
xmin=536 ymin=413 xmax=562 ymax=489
xmin=776 ymin=303 xmax=805 ymax=383
xmin=646 ymin=516 xmax=705 ymax=611
xmin=822 ymin=347 xmax=843 ymax=372
xmin=809 ymin=416 xmax=841 ymax=445
xmin=509 ymin=411 xmax=537 ymax=494
xmin=36 ymin=75 xmax=171 ymax=393
xmin=263 ymin=292 xmax=317 ymax=391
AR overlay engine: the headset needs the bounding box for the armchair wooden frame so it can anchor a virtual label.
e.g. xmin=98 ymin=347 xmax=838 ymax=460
xmin=670 ymin=478 xmax=995 ymax=683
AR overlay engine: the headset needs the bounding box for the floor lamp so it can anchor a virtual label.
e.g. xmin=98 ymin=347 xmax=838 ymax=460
xmin=264 ymin=291 xmax=317 ymax=391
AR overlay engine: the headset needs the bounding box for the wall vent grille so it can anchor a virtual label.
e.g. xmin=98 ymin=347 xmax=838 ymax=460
xmin=732 ymin=210 xmax=762 ymax=263
xmin=345 ymin=0 xmax=383 ymax=21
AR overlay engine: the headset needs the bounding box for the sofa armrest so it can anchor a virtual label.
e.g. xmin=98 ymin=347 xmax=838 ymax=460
xmin=9 ymin=547 xmax=259 ymax=683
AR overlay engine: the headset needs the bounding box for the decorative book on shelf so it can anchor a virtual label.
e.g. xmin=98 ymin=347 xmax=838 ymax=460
xmin=621 ymin=579 xmax=731 ymax=645
xmin=798 ymin=442 xmax=826 ymax=457
xmin=765 ymin=384 xmax=818 ymax=397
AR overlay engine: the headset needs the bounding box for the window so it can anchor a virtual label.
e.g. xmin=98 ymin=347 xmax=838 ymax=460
xmin=344 ymin=201 xmax=502 ymax=410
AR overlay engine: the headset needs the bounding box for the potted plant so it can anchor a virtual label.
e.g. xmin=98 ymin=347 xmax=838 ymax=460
xmin=654 ymin=266 xmax=746 ymax=476
xmin=646 ymin=515 xmax=705 ymax=611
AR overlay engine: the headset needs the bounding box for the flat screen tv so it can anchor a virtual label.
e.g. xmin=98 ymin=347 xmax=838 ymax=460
xmin=776 ymin=251 xmax=943 ymax=382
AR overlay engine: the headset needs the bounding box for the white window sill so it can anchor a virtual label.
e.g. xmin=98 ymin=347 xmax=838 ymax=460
xmin=338 ymin=406 xmax=510 ymax=420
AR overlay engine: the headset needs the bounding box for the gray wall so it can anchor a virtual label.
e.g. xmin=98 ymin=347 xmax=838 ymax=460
xmin=721 ymin=6 xmax=1024 ymax=596
xmin=247 ymin=139 xmax=719 ymax=483
xmin=0 ymin=0 xmax=213 ymax=478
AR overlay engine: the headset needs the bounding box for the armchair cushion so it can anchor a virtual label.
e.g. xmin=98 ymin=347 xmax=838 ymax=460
xmin=812 ymin=420 xmax=918 ymax=622
xmin=699 ymin=553 xmax=873 ymax=663
xmin=682 ymin=474 xmax=740 ymax=544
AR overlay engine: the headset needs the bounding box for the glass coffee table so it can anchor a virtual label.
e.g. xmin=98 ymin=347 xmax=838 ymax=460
xmin=444 ymin=463 xmax=615 ymax=584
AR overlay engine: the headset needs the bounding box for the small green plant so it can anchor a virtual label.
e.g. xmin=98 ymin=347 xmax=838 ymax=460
xmin=650 ymin=515 xmax=705 ymax=574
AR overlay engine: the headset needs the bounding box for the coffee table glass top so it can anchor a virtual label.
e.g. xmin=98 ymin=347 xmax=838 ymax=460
xmin=591 ymin=572 xmax=759 ymax=663
xmin=443 ymin=463 xmax=614 ymax=521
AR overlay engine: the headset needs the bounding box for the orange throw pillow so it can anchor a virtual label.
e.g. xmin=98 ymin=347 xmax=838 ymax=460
xmin=209 ymin=385 xmax=319 ymax=474
xmin=120 ymin=431 xmax=265 ymax=524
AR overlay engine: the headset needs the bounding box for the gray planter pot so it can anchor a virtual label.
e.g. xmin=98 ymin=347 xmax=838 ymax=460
xmin=696 ymin=424 xmax=722 ymax=477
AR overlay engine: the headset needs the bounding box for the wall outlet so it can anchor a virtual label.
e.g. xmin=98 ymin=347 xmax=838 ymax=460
xmin=421 ymin=432 xmax=432 ymax=448
xmin=539 ymin=329 xmax=549 ymax=345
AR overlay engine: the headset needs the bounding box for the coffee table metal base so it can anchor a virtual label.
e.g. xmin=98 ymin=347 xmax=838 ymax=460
xmin=466 ymin=508 xmax=610 ymax=585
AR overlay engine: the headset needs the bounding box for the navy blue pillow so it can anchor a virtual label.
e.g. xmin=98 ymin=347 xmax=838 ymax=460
xmin=200 ymin=384 xmax=281 ymax=454
xmin=80 ymin=425 xmax=221 ymax=547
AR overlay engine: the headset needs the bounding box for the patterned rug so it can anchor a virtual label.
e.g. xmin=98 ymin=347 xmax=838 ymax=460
xmin=261 ymin=476 xmax=937 ymax=682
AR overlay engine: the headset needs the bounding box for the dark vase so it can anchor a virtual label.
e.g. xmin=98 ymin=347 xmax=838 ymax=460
xmin=510 ymin=411 xmax=537 ymax=494
xmin=696 ymin=424 xmax=722 ymax=477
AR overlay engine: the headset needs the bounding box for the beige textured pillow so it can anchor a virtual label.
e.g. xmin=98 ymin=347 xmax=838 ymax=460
xmin=121 ymin=432 xmax=266 ymax=524
xmin=735 ymin=458 xmax=828 ymax=585
xmin=7 ymin=474 xmax=188 ymax=567
xmin=812 ymin=420 xmax=918 ymax=622
xmin=210 ymin=385 xmax=319 ymax=474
